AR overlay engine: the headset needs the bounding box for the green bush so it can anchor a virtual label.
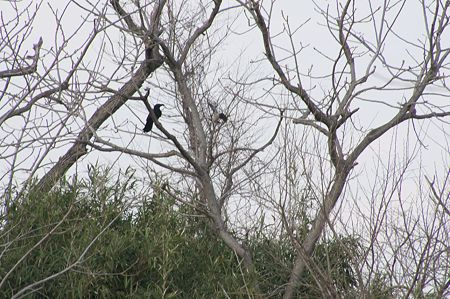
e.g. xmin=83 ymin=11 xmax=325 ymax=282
xmin=0 ymin=168 xmax=249 ymax=298
xmin=1 ymin=166 xmax=373 ymax=298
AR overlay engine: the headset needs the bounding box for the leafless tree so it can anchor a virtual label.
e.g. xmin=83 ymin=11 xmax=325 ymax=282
xmin=240 ymin=0 xmax=450 ymax=297
xmin=1 ymin=1 xmax=164 ymax=295
xmin=1 ymin=0 xmax=449 ymax=297
xmin=82 ymin=0 xmax=284 ymax=288
xmin=1 ymin=2 xmax=81 ymax=207
xmin=2 ymin=0 xmax=283 ymax=294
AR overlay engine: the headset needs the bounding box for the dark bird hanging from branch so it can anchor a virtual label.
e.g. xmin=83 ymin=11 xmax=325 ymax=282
xmin=143 ymin=104 xmax=164 ymax=132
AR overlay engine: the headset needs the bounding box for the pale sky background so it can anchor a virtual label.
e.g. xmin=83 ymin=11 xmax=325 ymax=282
xmin=1 ymin=0 xmax=449 ymax=228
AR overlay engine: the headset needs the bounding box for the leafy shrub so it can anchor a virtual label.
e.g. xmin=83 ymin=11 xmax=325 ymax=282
xmin=1 ymin=166 xmax=373 ymax=298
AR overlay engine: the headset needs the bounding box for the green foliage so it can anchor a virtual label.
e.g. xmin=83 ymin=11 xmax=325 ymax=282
xmin=0 ymin=166 xmax=368 ymax=298
xmin=0 ymin=167 xmax=249 ymax=298
xmin=249 ymin=233 xmax=359 ymax=298
xmin=367 ymin=273 xmax=394 ymax=299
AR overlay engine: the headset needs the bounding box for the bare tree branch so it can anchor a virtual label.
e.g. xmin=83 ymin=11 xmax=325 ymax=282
xmin=0 ymin=37 xmax=42 ymax=78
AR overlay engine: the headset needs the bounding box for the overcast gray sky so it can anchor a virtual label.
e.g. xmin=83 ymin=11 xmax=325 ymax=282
xmin=1 ymin=0 xmax=448 ymax=203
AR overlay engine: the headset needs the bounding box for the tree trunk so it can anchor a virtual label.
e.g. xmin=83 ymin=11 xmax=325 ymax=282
xmin=34 ymin=55 xmax=162 ymax=194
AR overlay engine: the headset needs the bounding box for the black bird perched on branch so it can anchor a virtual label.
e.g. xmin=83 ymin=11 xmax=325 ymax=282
xmin=143 ymin=104 xmax=164 ymax=132
xmin=218 ymin=112 xmax=228 ymax=123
